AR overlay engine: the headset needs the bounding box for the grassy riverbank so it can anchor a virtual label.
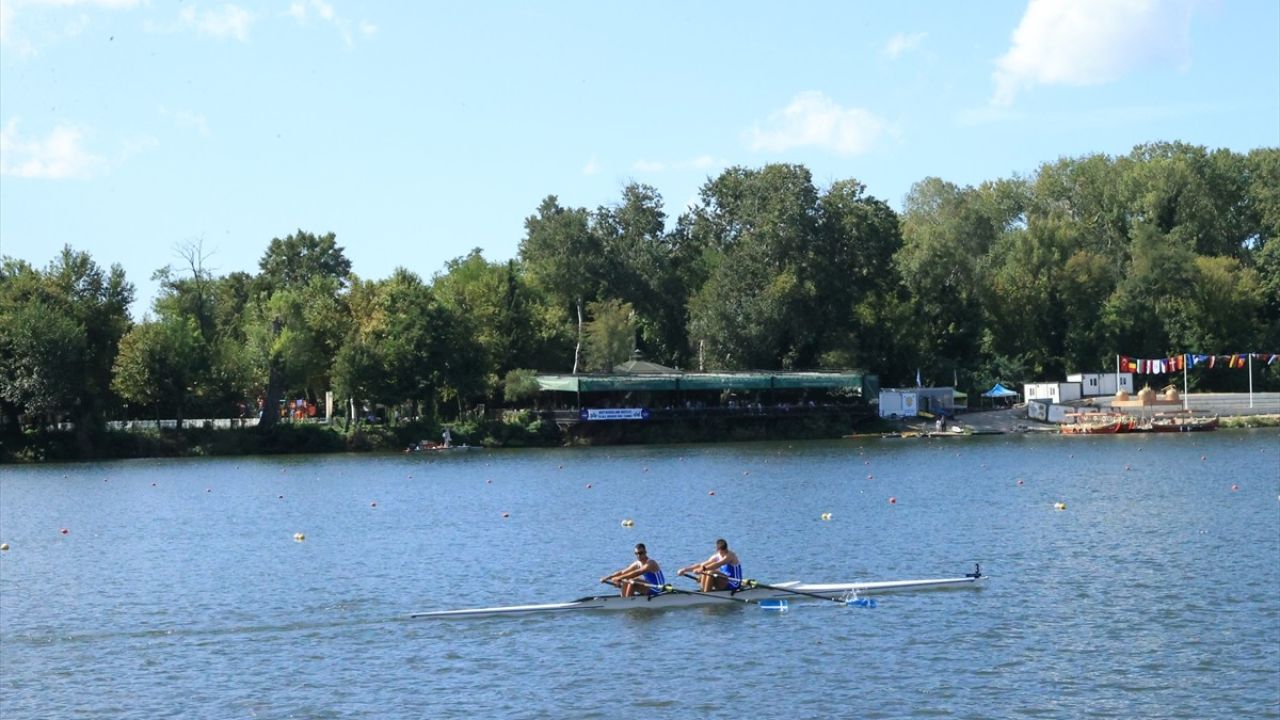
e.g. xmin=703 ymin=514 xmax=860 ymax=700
xmin=1 ymin=410 xmax=879 ymax=463
xmin=5 ymin=412 xmax=1275 ymax=463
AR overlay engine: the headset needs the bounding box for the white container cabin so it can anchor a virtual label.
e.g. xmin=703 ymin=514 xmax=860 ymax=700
xmin=1066 ymin=372 xmax=1134 ymax=397
xmin=1023 ymin=382 xmax=1082 ymax=403
xmin=878 ymin=387 xmax=956 ymax=418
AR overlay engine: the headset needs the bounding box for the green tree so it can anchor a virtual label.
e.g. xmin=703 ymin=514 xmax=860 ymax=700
xmin=252 ymin=231 xmax=352 ymax=427
xmin=895 ymin=178 xmax=999 ymax=384
xmin=519 ymin=196 xmax=602 ymax=373
xmin=111 ymin=316 xmax=201 ymax=427
xmin=432 ymin=251 xmax=565 ymax=400
xmin=583 ymin=298 xmax=636 ymax=372
xmin=0 ymin=259 xmax=85 ymax=430
xmin=592 ymin=183 xmax=692 ymax=365
xmin=685 ymin=164 xmax=823 ymax=369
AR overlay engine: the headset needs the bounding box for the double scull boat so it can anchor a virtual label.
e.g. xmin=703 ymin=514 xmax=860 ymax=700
xmin=410 ymin=566 xmax=984 ymax=619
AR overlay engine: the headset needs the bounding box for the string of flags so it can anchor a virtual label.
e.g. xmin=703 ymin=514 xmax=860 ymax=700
xmin=1119 ymin=353 xmax=1279 ymax=374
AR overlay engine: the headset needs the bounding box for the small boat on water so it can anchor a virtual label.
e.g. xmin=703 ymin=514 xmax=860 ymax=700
xmin=410 ymin=567 xmax=985 ymax=618
xmin=407 ymin=442 xmax=478 ymax=453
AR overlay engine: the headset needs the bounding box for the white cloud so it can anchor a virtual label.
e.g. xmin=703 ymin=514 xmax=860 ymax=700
xmin=159 ymin=106 xmax=210 ymax=136
xmin=883 ymin=31 xmax=926 ymax=59
xmin=286 ymin=0 xmax=374 ymax=45
xmin=0 ymin=118 xmax=106 ymax=179
xmin=743 ymin=91 xmax=887 ymax=156
xmin=1 ymin=0 xmax=140 ymax=50
xmin=582 ymin=154 xmax=599 ymax=175
xmin=992 ymin=0 xmax=1194 ymax=106
xmin=178 ymin=4 xmax=253 ymax=42
xmin=630 ymin=155 xmax=721 ymax=174
xmin=633 ymin=159 xmax=665 ymax=172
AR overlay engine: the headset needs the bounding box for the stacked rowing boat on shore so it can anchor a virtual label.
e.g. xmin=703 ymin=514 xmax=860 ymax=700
xmin=410 ymin=566 xmax=985 ymax=619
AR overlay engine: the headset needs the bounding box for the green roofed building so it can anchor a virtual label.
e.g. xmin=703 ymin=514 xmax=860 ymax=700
xmin=531 ymin=366 xmax=879 ymax=426
xmin=535 ymin=370 xmax=877 ymax=396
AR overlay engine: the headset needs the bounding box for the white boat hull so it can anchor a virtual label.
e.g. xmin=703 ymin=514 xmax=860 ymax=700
xmin=410 ymin=575 xmax=983 ymax=619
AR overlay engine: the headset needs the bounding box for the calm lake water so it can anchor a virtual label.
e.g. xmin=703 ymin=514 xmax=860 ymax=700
xmin=2 ymin=431 xmax=1278 ymax=719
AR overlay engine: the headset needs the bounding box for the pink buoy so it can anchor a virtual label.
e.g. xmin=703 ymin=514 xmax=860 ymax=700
xmin=708 ymin=490 xmax=716 ymax=496
xmin=586 ymin=483 xmax=592 ymax=489
xmin=888 ymin=497 xmax=897 ymax=505
xmin=60 ymin=528 xmax=69 ymax=535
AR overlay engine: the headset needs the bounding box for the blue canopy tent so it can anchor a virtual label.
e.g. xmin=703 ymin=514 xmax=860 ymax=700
xmin=981 ymin=383 xmax=1019 ymax=407
xmin=981 ymin=383 xmax=1019 ymax=398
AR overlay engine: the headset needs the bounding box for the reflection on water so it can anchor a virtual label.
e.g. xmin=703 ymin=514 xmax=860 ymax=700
xmin=2 ymin=432 xmax=1278 ymax=719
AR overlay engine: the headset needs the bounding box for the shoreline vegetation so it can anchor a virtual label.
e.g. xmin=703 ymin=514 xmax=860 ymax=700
xmin=4 ymin=146 xmax=1278 ymax=462
xmin=3 ymin=411 xmax=1277 ymax=464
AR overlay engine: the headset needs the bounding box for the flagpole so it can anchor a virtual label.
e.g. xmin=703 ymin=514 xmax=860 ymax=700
xmin=1115 ymin=354 xmax=1120 ymax=394
xmin=1249 ymin=353 xmax=1254 ymax=408
xmin=1182 ymin=354 xmax=1188 ymax=410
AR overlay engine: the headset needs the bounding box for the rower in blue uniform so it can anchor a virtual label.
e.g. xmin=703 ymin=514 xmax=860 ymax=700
xmin=601 ymin=543 xmax=666 ymax=597
xmin=678 ymin=539 xmax=743 ymax=592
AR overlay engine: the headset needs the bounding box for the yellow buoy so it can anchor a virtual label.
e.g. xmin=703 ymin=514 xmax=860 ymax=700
xmin=621 ymin=519 xmax=634 ymax=527
xmin=820 ymin=513 xmax=832 ymax=521
xmin=293 ymin=532 xmax=306 ymax=542
xmin=0 ymin=543 xmax=8 ymax=551
xmin=1054 ymin=502 xmax=1067 ymax=511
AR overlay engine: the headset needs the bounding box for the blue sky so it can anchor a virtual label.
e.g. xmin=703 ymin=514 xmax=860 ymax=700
xmin=2 ymin=0 xmax=1277 ymax=317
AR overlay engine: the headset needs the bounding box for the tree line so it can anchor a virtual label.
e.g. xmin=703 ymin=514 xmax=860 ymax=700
xmin=2 ymin=140 xmax=1277 ymax=441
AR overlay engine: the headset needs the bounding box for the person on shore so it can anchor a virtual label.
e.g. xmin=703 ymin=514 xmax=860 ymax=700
xmin=601 ymin=543 xmax=665 ymax=597
xmin=678 ymin=538 xmax=742 ymax=592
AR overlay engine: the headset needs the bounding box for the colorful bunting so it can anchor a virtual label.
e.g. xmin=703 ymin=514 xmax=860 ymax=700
xmin=1118 ymin=351 xmax=1279 ymax=374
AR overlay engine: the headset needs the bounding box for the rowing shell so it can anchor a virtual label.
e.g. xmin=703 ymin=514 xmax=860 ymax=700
xmin=409 ymin=574 xmax=983 ymax=619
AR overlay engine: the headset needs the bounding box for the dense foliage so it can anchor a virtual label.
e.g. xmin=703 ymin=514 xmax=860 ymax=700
xmin=2 ymin=142 xmax=1277 ymax=435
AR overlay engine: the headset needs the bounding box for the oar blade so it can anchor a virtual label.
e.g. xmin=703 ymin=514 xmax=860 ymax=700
xmin=758 ymin=599 xmax=789 ymax=612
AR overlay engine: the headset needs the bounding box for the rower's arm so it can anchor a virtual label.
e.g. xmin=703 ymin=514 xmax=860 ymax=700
xmin=601 ymin=561 xmax=640 ymax=583
xmin=679 ymin=554 xmax=721 ymax=575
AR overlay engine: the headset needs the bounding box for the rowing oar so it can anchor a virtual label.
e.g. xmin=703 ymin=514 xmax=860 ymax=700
xmin=687 ymin=570 xmax=863 ymax=606
xmin=602 ymin=576 xmax=756 ymax=605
